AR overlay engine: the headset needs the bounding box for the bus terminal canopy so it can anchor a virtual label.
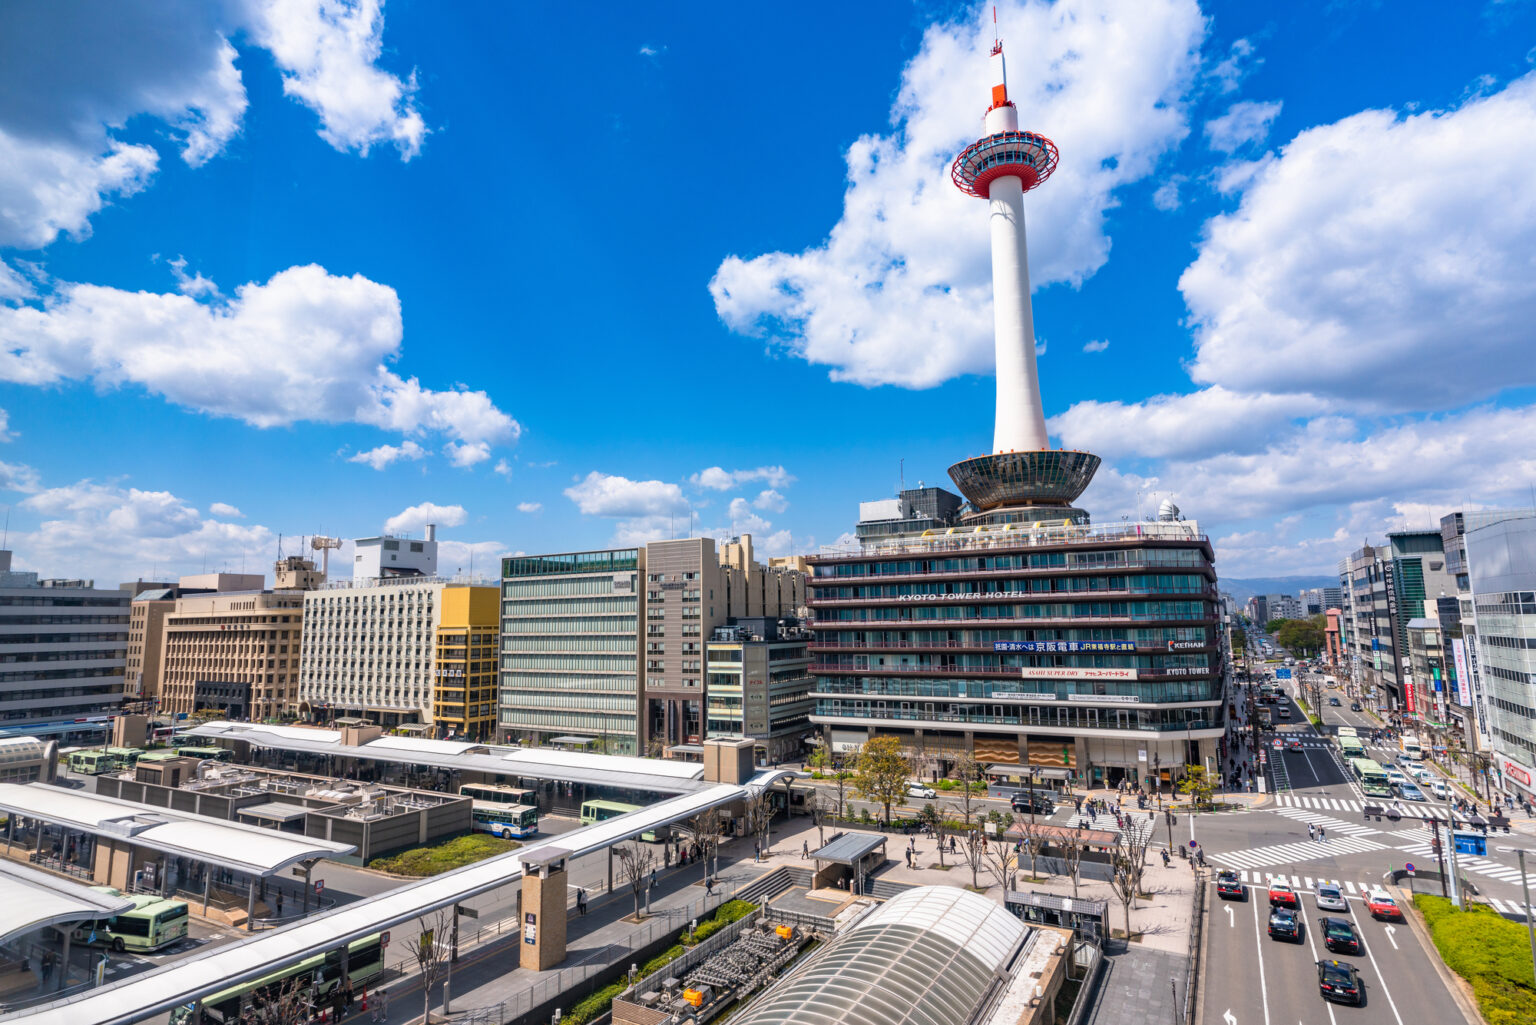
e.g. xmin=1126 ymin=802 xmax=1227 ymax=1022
xmin=0 ymin=783 xmax=355 ymax=877
xmin=6 ymin=773 xmax=797 ymax=1025
xmin=0 ymin=859 xmax=135 ymax=946
xmin=181 ymin=721 xmax=709 ymax=795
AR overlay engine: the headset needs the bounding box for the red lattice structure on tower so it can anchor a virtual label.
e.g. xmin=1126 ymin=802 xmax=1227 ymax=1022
xmin=951 ymin=130 xmax=1059 ymax=198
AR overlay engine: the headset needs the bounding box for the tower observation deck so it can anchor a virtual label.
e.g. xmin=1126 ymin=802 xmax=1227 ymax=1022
xmin=947 ymin=32 xmax=1099 ymax=525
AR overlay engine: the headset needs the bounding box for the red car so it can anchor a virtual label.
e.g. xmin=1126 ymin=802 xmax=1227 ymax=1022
xmin=1268 ymin=882 xmax=1299 ymax=908
xmin=1365 ymin=889 xmax=1402 ymax=919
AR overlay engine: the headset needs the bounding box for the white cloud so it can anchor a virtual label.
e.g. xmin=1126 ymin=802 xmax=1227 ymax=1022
xmin=1151 ymin=175 xmax=1186 ymax=212
xmin=753 ymin=489 xmax=788 ymax=513
xmin=0 ymin=461 xmax=42 ymax=494
xmin=436 ymin=539 xmax=509 ymax=578
xmin=0 ymin=264 xmax=519 ymax=446
xmin=709 ymin=0 xmax=1205 ymax=388
xmin=516 ymin=501 xmax=541 ymax=514
xmin=1204 ymin=99 xmax=1282 ymax=153
xmin=1050 ymin=386 xmax=1328 ymax=461
xmin=0 ymin=1 xmax=423 ymax=250
xmin=383 ymin=501 xmax=466 ymax=535
xmin=349 ymin=440 xmax=426 ymax=470
xmin=15 ymin=479 xmax=274 ymax=583
xmin=726 ymin=497 xmax=774 ymax=536
xmin=167 ymin=256 xmax=220 ymax=299
xmin=689 ymin=465 xmax=795 ymax=491
xmin=0 ymin=408 xmax=12 ymax=441
xmin=0 ymin=260 xmax=36 ymax=302
xmin=1081 ymin=339 xmax=1109 ymax=353
xmin=494 ymin=459 xmax=512 ymax=477
xmin=244 ymin=0 xmax=427 ymax=160
xmin=565 ymin=472 xmax=688 ymax=518
xmin=1182 ymin=72 xmax=1536 ymax=410
xmin=209 ymin=502 xmax=243 ymax=518
xmin=1209 ymin=37 xmax=1259 ymax=95
xmin=444 ymin=441 xmax=491 ymax=468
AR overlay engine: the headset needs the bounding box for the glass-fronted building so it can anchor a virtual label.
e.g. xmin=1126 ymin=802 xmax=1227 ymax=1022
xmin=498 ymin=549 xmax=642 ymax=753
xmin=807 ymin=518 xmax=1225 ymax=788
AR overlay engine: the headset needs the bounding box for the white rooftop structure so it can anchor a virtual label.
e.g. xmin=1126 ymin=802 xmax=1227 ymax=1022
xmin=183 ymin=721 xmax=708 ymax=793
xmin=7 ymin=770 xmax=796 ymax=1025
xmin=0 ymin=783 xmax=355 ymax=877
xmin=731 ymin=885 xmax=1030 ymax=1025
xmin=0 ymin=860 xmax=135 ymax=946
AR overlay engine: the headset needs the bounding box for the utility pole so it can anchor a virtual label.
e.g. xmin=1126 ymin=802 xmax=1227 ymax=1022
xmin=1430 ymin=820 xmax=1449 ymax=898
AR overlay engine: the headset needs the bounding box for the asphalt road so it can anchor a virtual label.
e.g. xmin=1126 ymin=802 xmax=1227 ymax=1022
xmin=1202 ymin=878 xmax=1468 ymax=1025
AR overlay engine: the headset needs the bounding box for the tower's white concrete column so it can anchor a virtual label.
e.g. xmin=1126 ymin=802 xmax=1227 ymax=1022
xmin=987 ymin=172 xmax=1049 ymax=453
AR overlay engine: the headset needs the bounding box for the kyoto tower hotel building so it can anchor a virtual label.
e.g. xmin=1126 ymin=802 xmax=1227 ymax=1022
xmin=806 ymin=37 xmax=1228 ymax=790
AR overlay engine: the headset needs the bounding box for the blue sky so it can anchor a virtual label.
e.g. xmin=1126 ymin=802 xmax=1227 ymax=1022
xmin=2 ymin=0 xmax=1535 ymax=585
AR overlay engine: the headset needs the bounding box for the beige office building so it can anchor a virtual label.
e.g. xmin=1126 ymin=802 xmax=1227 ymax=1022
xmin=642 ymin=535 xmax=804 ymax=751
xmin=158 ymin=591 xmax=306 ymax=721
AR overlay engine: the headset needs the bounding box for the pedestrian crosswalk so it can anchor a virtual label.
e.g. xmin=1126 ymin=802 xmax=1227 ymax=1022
xmin=1063 ymin=810 xmax=1159 ymax=845
xmin=1271 ymin=806 xmax=1381 ymax=838
xmin=1393 ymin=841 xmax=1530 ymax=885
xmin=1272 ymin=793 xmax=1469 ymax=822
xmin=1209 ymin=833 xmax=1388 ymax=871
xmin=1226 ymin=870 xmax=1378 ymax=895
xmin=1482 ymin=897 xmax=1531 ymax=921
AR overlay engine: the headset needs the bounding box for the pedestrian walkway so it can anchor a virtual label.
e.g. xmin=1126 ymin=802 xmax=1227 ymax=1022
xmin=1270 ymin=805 xmax=1382 ymax=838
xmin=1271 ymin=793 xmax=1476 ymax=822
xmin=1059 ymin=810 xmax=1160 ymax=846
xmin=1208 ymin=833 xmax=1388 ymax=872
xmin=1481 ymin=897 xmax=1531 ymax=921
xmin=1392 ymin=841 xmax=1530 ymax=885
xmin=1225 ymin=870 xmax=1381 ymax=896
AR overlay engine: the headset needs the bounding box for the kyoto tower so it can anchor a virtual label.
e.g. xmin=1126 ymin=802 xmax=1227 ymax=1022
xmin=947 ymin=25 xmax=1099 ymax=525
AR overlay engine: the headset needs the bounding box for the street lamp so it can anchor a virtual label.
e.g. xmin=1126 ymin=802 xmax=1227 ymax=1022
xmin=1497 ymin=846 xmax=1536 ymax=987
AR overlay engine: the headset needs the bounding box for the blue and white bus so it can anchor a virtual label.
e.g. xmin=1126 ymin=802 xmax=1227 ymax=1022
xmin=461 ymin=783 xmax=539 ymax=839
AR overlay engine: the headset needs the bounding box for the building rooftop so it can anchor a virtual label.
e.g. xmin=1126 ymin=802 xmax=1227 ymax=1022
xmin=731 ymin=885 xmax=1029 ymax=1025
xmin=811 ymin=831 xmax=887 ymax=865
xmin=0 ymin=782 xmax=355 ymax=877
xmin=814 ymin=519 xmax=1208 ymax=560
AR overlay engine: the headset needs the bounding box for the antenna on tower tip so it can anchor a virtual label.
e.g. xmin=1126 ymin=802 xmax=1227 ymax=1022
xmin=991 ymin=5 xmax=1002 ymax=55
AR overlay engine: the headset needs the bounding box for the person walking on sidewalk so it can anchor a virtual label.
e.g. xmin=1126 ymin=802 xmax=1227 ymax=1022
xmin=801 ymin=840 xmax=809 ymax=859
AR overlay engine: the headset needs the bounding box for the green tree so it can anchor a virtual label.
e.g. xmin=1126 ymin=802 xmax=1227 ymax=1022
xmin=1273 ymin=615 xmax=1326 ymax=656
xmin=1177 ymin=764 xmax=1216 ymax=810
xmin=852 ymin=736 xmax=910 ymax=826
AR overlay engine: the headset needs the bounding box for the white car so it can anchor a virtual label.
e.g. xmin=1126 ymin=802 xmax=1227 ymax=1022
xmin=1431 ymin=780 xmax=1452 ymax=800
xmin=1316 ymin=883 xmax=1349 ymax=912
xmin=1411 ymin=767 xmax=1435 ymax=785
xmin=1386 ymin=769 xmax=1408 ymax=787
xmin=906 ymin=783 xmax=937 ymax=800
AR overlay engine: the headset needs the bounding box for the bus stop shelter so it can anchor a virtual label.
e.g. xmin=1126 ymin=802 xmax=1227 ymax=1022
xmin=0 ymin=859 xmax=135 ymax=997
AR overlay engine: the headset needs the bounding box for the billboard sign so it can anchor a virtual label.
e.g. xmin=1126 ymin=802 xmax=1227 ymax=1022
xmin=1450 ymin=639 xmax=1472 ymax=707
xmin=994 ymin=641 xmax=1138 ymax=653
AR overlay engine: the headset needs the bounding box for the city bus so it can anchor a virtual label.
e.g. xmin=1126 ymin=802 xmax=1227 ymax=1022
xmin=460 ymin=783 xmax=538 ymax=807
xmin=67 ymin=750 xmax=122 ymax=775
xmin=1339 ymin=736 xmax=1366 ymax=760
xmin=104 ymin=747 xmax=144 ymax=769
xmin=1399 ymin=734 xmax=1424 ymax=761
xmin=1350 ymin=758 xmax=1393 ymax=798
xmin=471 ymin=804 xmax=538 ymax=839
xmin=169 ymin=933 xmax=385 ymax=1024
xmin=1336 ymin=726 xmax=1358 ymax=739
xmin=580 ymin=799 xmax=664 ymax=842
xmin=174 ymin=745 xmax=234 ymax=762
xmin=74 ymin=891 xmax=189 ymax=953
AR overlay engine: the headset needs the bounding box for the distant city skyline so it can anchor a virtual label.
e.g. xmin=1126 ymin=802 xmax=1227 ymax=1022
xmin=2 ymin=0 xmax=1535 ymax=585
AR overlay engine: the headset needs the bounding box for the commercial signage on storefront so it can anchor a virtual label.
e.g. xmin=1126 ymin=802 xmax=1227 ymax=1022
xmin=1023 ymin=667 xmax=1139 ymax=681
xmin=994 ymin=641 xmax=1138 ymax=653
xmin=1067 ymin=693 xmax=1139 ymax=703
xmin=1166 ymin=641 xmax=1206 ymax=651
xmin=1465 ymin=636 xmax=1494 ymax=748
xmin=1504 ymin=759 xmax=1533 ymax=792
xmin=1404 ymin=670 xmax=1416 ymax=714
xmin=991 ymin=692 xmax=1057 ymax=702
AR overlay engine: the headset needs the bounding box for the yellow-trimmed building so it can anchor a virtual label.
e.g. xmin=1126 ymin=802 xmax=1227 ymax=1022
xmin=433 ymin=585 xmax=500 ymax=741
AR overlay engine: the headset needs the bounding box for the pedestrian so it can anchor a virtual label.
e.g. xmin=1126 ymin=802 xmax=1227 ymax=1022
xmin=650 ymin=868 xmax=657 ymax=890
xmin=1317 ymin=827 xmax=1325 ymax=843
xmin=577 ymin=888 xmax=587 ymax=915
xmin=754 ymin=840 xmax=760 ymax=863
xmin=1308 ymin=823 xmax=1316 ymax=840
xmin=801 ymin=840 xmax=809 ymax=860
xmin=706 ymin=877 xmax=714 ymax=897
xmin=276 ymin=892 xmax=284 ymax=917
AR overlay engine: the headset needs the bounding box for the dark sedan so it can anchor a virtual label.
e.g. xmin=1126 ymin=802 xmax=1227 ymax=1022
xmin=1217 ymin=871 xmax=1246 ymax=900
xmin=1317 ymin=959 xmax=1364 ymax=1005
xmin=1320 ymin=916 xmax=1362 ymax=954
xmin=1268 ymin=907 xmax=1302 ymax=942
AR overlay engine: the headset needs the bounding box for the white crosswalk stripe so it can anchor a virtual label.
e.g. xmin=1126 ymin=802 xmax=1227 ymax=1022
xmin=1060 ymin=811 xmax=1159 ymax=845
xmin=1270 ymin=806 xmax=1380 ymax=837
xmin=1234 ymin=870 xmax=1374 ymax=895
xmin=1486 ymin=898 xmax=1530 ymax=921
xmin=1273 ymin=792 xmax=1473 ymax=823
xmin=1393 ymin=842 xmax=1529 ymax=883
xmin=1210 ymin=833 xmax=1387 ymax=870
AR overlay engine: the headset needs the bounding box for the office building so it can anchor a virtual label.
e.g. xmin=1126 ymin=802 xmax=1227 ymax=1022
xmin=0 ymin=551 xmax=130 ymax=741
xmin=298 ymin=575 xmax=496 ymax=731
xmin=432 ymin=585 xmax=500 ymax=741
xmin=158 ymin=590 xmax=305 ymax=721
xmin=352 ymin=524 xmax=439 ymax=579
xmin=705 ymin=616 xmax=815 ymax=764
xmin=806 ymin=45 xmax=1226 ymax=786
xmin=1460 ymin=510 xmax=1536 ymax=799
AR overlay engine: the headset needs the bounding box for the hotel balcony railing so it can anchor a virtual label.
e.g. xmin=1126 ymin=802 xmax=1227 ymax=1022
xmin=805 ymin=639 xmax=1210 ymax=652
xmin=805 ymin=614 xmax=1218 ymax=629
xmin=811 ymin=706 xmax=1219 ymax=732
xmin=809 ymin=662 xmax=1219 ymax=680
xmin=807 ymin=586 xmax=1220 ymax=605
xmin=811 ymin=521 xmax=1210 ymax=562
xmin=810 ymin=559 xmax=1216 ymax=585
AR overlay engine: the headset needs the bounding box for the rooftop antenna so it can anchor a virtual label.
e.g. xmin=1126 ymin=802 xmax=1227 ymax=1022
xmin=2 ymin=506 xmax=8 ymax=549
xmin=900 ymin=458 xmax=905 ymax=493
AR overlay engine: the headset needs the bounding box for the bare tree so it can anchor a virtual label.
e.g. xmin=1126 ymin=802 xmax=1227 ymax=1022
xmin=1014 ymin=819 xmax=1050 ymax=881
xmin=743 ymin=792 xmax=773 ymax=860
xmin=234 ymin=974 xmax=315 ymax=1025
xmin=952 ymin=754 xmax=984 ymax=836
xmin=682 ymin=806 xmax=723 ymax=885
xmin=959 ymin=826 xmax=986 ymax=890
xmin=983 ymin=833 xmax=1019 ymax=898
xmin=410 ymin=908 xmax=454 ymax=1025
xmin=1057 ymin=827 xmax=1086 ymax=899
xmin=615 ymin=840 xmax=655 ymax=921
xmin=1107 ymin=825 xmax=1152 ymax=943
xmin=811 ymin=789 xmax=830 ymax=847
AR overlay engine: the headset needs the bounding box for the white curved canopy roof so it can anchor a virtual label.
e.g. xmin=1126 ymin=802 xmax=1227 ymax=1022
xmin=0 ymin=860 xmax=135 ymax=946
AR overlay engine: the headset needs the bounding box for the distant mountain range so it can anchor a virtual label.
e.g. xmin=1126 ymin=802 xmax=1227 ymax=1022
xmin=1219 ymin=576 xmax=1338 ymax=603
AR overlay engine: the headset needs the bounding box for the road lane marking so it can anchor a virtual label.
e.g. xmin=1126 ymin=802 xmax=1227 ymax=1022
xmin=1252 ymin=884 xmax=1272 ymax=1025
xmin=1227 ymin=905 xmax=1236 ymax=928
xmin=1356 ymin=914 xmax=1407 ymax=1025
xmin=1384 ymin=925 xmax=1398 ymax=950
xmin=1299 ymin=886 xmax=1340 ymax=1025
xmin=1223 ymin=1010 xmax=1236 ymax=1025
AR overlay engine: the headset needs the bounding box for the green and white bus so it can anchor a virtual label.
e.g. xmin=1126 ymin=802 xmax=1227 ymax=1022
xmin=173 ymin=745 xmax=234 ymax=762
xmin=104 ymin=747 xmax=144 ymax=769
xmin=169 ymin=933 xmax=385 ymax=1024
xmin=1339 ymin=736 xmax=1365 ymax=760
xmin=580 ymin=799 xmax=664 ymax=842
xmin=67 ymin=750 xmax=122 ymax=775
xmin=74 ymin=891 xmax=189 ymax=953
xmin=1350 ymin=757 xmax=1393 ymax=798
